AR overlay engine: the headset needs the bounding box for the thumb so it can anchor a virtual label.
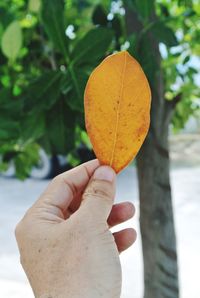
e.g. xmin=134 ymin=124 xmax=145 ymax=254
xmin=80 ymin=166 xmax=116 ymax=222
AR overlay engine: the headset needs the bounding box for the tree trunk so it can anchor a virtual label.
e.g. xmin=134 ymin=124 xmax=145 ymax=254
xmin=125 ymin=4 xmax=179 ymax=298
xmin=137 ymin=104 xmax=179 ymax=298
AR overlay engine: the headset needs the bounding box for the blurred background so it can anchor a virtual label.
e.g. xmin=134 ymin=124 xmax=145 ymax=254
xmin=0 ymin=0 xmax=199 ymax=297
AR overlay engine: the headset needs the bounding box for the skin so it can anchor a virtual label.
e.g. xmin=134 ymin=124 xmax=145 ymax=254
xmin=15 ymin=159 xmax=136 ymax=298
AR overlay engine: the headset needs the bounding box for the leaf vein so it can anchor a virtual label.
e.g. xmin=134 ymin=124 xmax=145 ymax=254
xmin=109 ymin=52 xmax=127 ymax=167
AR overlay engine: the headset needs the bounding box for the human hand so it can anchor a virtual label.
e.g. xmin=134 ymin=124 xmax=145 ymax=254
xmin=15 ymin=160 xmax=136 ymax=298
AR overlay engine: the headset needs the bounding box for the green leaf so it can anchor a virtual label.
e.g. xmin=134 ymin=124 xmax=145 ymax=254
xmin=178 ymin=0 xmax=192 ymax=7
xmin=135 ymin=0 xmax=155 ymax=21
xmin=41 ymin=0 xmax=68 ymax=58
xmin=111 ymin=16 xmax=122 ymax=40
xmin=14 ymin=143 xmax=40 ymax=180
xmin=0 ymin=116 xmax=20 ymax=142
xmin=183 ymin=55 xmax=190 ymax=64
xmin=159 ymin=4 xmax=170 ymax=17
xmin=187 ymin=67 xmax=198 ymax=79
xmin=152 ymin=23 xmax=178 ymax=47
xmin=71 ymin=27 xmax=113 ymax=66
xmin=67 ymin=152 xmax=80 ymax=167
xmin=183 ymin=9 xmax=196 ymax=17
xmin=64 ymin=67 xmax=89 ymax=112
xmin=23 ymin=71 xmax=62 ymax=112
xmin=0 ymin=89 xmax=22 ymax=141
xmin=21 ymin=112 xmax=45 ymax=143
xmin=45 ymin=100 xmax=76 ymax=154
xmin=131 ymin=36 xmax=157 ymax=86
xmin=28 ymin=0 xmax=41 ymax=13
xmin=0 ymin=23 xmax=4 ymax=44
xmin=61 ymin=64 xmax=91 ymax=112
xmin=1 ymin=21 xmax=22 ymax=61
xmin=92 ymin=4 xmax=108 ymax=26
xmin=0 ymin=88 xmax=22 ymax=116
xmin=60 ymin=73 xmax=73 ymax=95
xmin=0 ymin=8 xmax=15 ymax=31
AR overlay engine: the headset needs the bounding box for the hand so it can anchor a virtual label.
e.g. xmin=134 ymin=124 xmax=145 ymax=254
xmin=15 ymin=160 xmax=136 ymax=298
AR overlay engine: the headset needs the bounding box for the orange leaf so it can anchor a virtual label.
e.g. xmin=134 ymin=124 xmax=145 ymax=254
xmin=84 ymin=51 xmax=151 ymax=173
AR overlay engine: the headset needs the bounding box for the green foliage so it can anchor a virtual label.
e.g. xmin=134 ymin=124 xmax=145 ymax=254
xmin=135 ymin=0 xmax=155 ymax=21
xmin=92 ymin=4 xmax=108 ymax=26
xmin=0 ymin=0 xmax=199 ymax=178
xmin=14 ymin=143 xmax=40 ymax=180
xmin=0 ymin=88 xmax=21 ymax=142
xmin=0 ymin=0 xmax=114 ymax=178
xmin=156 ymin=0 xmax=200 ymax=129
xmin=45 ymin=100 xmax=76 ymax=155
xmin=1 ymin=21 xmax=22 ymax=62
xmin=152 ymin=23 xmax=178 ymax=47
xmin=23 ymin=72 xmax=62 ymax=113
xmin=41 ymin=0 xmax=69 ymax=58
xmin=71 ymin=27 xmax=113 ymax=66
xmin=28 ymin=0 xmax=41 ymax=13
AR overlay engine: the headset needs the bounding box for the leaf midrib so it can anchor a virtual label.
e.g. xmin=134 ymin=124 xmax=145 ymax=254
xmin=109 ymin=52 xmax=127 ymax=167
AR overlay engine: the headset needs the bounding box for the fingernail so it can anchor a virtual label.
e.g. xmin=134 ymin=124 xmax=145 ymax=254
xmin=93 ymin=166 xmax=115 ymax=182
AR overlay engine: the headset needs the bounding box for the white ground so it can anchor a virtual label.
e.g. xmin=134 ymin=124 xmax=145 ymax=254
xmin=0 ymin=165 xmax=200 ymax=298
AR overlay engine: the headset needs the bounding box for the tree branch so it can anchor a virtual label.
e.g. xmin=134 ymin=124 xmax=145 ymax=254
xmin=165 ymin=92 xmax=182 ymax=113
xmin=166 ymin=93 xmax=182 ymax=110
xmin=164 ymin=93 xmax=182 ymax=124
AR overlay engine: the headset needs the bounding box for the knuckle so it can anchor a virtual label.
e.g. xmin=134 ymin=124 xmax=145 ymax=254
xmin=84 ymin=180 xmax=114 ymax=201
xmin=52 ymin=174 xmax=62 ymax=184
xmin=15 ymin=221 xmax=23 ymax=240
xmin=15 ymin=215 xmax=29 ymax=241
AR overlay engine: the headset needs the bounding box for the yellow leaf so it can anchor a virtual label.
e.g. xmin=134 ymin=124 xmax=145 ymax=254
xmin=84 ymin=51 xmax=151 ymax=173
